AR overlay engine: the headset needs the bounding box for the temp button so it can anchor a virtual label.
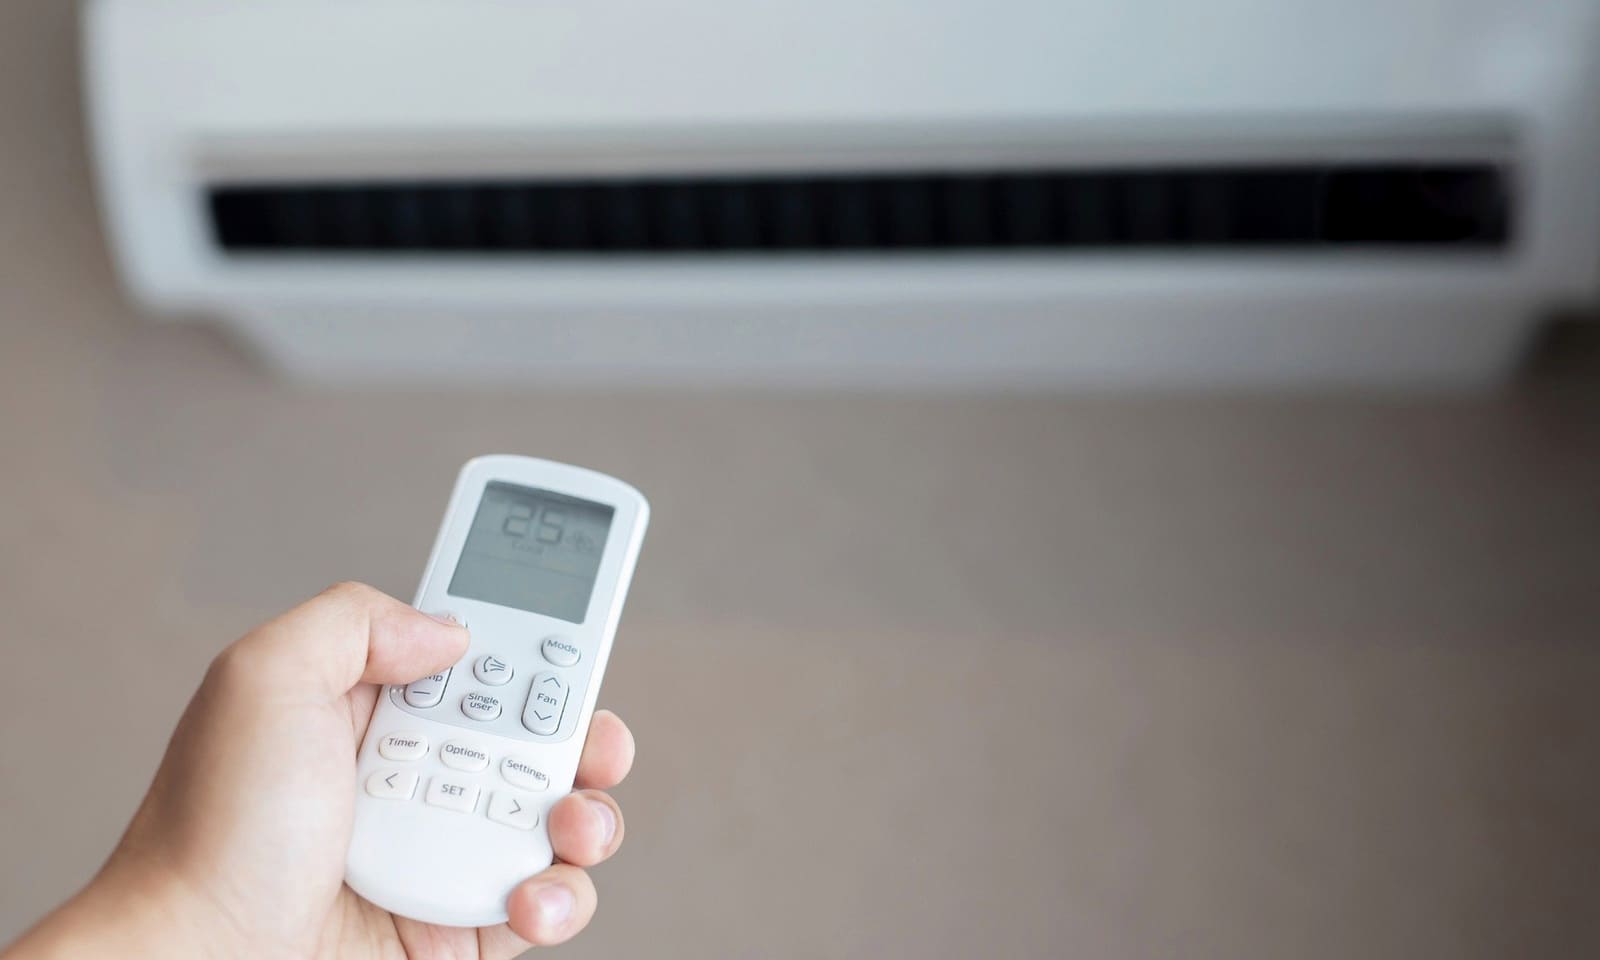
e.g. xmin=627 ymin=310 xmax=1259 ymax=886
xmin=541 ymin=635 xmax=581 ymax=667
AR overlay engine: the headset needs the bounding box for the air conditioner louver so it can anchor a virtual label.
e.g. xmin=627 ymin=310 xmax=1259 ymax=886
xmin=208 ymin=164 xmax=1510 ymax=255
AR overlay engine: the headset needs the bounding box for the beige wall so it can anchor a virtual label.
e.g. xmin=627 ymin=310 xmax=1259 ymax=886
xmin=2 ymin=3 xmax=1599 ymax=957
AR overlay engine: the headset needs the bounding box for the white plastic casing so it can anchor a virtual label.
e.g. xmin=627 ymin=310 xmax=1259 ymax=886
xmin=346 ymin=456 xmax=648 ymax=927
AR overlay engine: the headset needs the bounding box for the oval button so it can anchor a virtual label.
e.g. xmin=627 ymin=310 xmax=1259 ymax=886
xmin=441 ymin=741 xmax=491 ymax=772
xmin=378 ymin=732 xmax=428 ymax=762
xmin=541 ymin=635 xmax=581 ymax=668
xmin=501 ymin=756 xmax=551 ymax=792
xmin=462 ymin=691 xmax=503 ymax=722
xmin=473 ymin=654 xmax=514 ymax=686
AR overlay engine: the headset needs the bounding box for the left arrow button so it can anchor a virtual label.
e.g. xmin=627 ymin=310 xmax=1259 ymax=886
xmin=366 ymin=768 xmax=418 ymax=800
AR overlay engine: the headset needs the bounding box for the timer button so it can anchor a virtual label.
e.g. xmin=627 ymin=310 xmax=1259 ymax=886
xmin=541 ymin=635 xmax=581 ymax=668
xmin=404 ymin=669 xmax=451 ymax=708
xmin=378 ymin=733 xmax=429 ymax=762
xmin=473 ymin=655 xmax=514 ymax=686
xmin=462 ymin=691 xmax=503 ymax=722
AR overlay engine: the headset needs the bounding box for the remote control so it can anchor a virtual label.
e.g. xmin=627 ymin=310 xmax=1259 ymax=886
xmin=347 ymin=455 xmax=649 ymax=927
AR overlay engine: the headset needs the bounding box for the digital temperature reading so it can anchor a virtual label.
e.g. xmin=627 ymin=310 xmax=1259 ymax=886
xmin=448 ymin=482 xmax=614 ymax=623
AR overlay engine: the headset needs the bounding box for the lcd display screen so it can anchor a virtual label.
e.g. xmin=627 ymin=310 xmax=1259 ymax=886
xmin=448 ymin=482 xmax=614 ymax=623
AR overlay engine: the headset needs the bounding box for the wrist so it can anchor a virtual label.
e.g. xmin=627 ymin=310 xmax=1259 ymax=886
xmin=5 ymin=857 xmax=235 ymax=960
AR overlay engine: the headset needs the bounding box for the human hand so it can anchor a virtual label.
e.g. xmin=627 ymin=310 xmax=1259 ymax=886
xmin=4 ymin=582 xmax=634 ymax=959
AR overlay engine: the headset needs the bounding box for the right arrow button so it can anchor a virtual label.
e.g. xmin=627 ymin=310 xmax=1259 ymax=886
xmin=488 ymin=790 xmax=541 ymax=830
xmin=522 ymin=671 xmax=570 ymax=736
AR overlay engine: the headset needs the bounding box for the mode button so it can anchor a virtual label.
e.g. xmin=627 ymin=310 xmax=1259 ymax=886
xmin=541 ymin=635 xmax=581 ymax=667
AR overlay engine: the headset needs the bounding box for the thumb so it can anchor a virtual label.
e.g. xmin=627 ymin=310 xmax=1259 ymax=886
xmin=226 ymin=581 xmax=469 ymax=702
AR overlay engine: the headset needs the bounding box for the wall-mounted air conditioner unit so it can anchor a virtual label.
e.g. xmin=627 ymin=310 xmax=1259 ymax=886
xmin=85 ymin=0 xmax=1600 ymax=387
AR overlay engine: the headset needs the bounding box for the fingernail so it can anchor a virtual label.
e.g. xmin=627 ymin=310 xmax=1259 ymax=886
xmin=532 ymin=884 xmax=575 ymax=930
xmin=588 ymin=797 xmax=617 ymax=845
xmin=426 ymin=611 xmax=464 ymax=628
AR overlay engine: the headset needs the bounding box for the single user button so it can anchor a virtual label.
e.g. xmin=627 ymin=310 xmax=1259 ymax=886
xmin=462 ymin=691 xmax=503 ymax=722
xmin=473 ymin=655 xmax=514 ymax=686
xmin=378 ymin=733 xmax=429 ymax=762
xmin=425 ymin=777 xmax=480 ymax=813
xmin=541 ymin=635 xmax=581 ymax=668
xmin=404 ymin=669 xmax=451 ymax=708
xmin=501 ymin=756 xmax=551 ymax=792
xmin=366 ymin=769 xmax=418 ymax=800
xmin=441 ymin=741 xmax=490 ymax=772
xmin=487 ymin=791 xmax=540 ymax=830
xmin=522 ymin=671 xmax=569 ymax=736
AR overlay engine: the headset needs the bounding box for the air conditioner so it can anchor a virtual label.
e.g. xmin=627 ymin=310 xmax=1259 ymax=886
xmin=84 ymin=0 xmax=1600 ymax=388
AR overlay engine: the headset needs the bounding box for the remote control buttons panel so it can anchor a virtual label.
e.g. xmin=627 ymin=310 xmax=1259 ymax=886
xmin=387 ymin=618 xmax=596 ymax=742
xmin=365 ymin=733 xmax=551 ymax=831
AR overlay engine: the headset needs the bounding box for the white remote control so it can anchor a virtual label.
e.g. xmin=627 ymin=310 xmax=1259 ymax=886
xmin=347 ymin=455 xmax=649 ymax=927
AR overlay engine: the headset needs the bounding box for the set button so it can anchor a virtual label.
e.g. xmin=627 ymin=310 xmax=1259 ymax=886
xmin=378 ymin=733 xmax=429 ymax=762
xmin=541 ymin=635 xmax=581 ymax=667
xmin=461 ymin=691 xmax=503 ymax=722
xmin=425 ymin=776 xmax=480 ymax=813
xmin=440 ymin=741 xmax=490 ymax=772
xmin=403 ymin=669 xmax=451 ymax=708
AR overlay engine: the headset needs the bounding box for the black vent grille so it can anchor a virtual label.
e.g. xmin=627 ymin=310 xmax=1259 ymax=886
xmin=208 ymin=164 xmax=1510 ymax=254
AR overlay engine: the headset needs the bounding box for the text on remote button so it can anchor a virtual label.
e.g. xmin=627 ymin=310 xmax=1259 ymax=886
xmin=541 ymin=635 xmax=580 ymax=667
xmin=378 ymin=733 xmax=429 ymax=762
xmin=441 ymin=741 xmax=490 ymax=772
xmin=461 ymin=691 xmax=503 ymax=721
xmin=425 ymin=777 xmax=480 ymax=813
xmin=501 ymin=756 xmax=551 ymax=791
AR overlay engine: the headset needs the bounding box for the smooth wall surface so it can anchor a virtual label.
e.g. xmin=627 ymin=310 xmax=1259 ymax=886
xmin=3 ymin=3 xmax=1599 ymax=958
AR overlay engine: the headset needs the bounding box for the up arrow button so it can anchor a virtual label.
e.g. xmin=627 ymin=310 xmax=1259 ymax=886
xmin=522 ymin=671 xmax=570 ymax=736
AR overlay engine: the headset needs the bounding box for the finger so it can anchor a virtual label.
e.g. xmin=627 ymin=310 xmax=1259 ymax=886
xmin=221 ymin=581 xmax=468 ymax=702
xmin=504 ymin=864 xmax=598 ymax=947
xmin=547 ymin=790 xmax=624 ymax=867
xmin=575 ymin=709 xmax=636 ymax=790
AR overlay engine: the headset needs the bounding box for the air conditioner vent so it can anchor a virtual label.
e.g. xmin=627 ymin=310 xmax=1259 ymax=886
xmin=208 ymin=164 xmax=1510 ymax=254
